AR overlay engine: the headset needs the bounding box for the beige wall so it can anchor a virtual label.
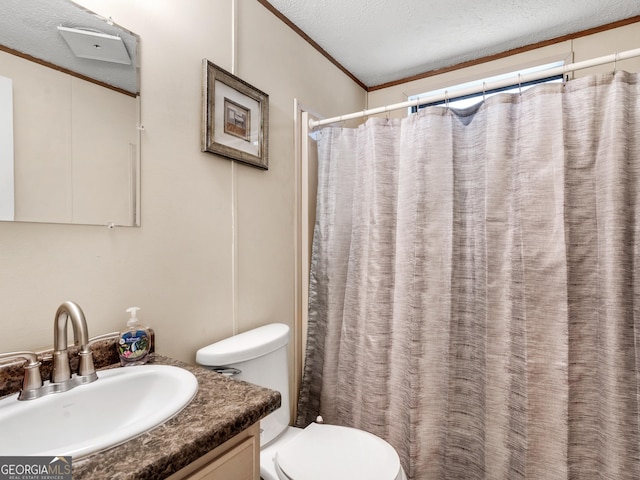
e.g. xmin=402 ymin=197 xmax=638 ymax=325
xmin=0 ymin=0 xmax=365 ymax=382
xmin=2 ymin=2 xmax=637 ymax=409
xmin=368 ymin=22 xmax=640 ymax=115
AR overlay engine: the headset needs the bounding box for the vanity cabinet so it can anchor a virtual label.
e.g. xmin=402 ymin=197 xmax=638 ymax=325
xmin=69 ymin=355 xmax=280 ymax=480
xmin=167 ymin=423 xmax=260 ymax=480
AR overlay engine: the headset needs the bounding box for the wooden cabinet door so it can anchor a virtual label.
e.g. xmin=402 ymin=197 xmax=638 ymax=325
xmin=186 ymin=436 xmax=257 ymax=480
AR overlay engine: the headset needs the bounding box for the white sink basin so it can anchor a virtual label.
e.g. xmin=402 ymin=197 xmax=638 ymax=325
xmin=0 ymin=364 xmax=198 ymax=458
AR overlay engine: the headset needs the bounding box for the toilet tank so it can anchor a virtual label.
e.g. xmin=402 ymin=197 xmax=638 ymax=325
xmin=195 ymin=323 xmax=290 ymax=446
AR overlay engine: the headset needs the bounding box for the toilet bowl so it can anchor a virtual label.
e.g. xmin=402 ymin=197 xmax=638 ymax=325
xmin=196 ymin=323 xmax=406 ymax=480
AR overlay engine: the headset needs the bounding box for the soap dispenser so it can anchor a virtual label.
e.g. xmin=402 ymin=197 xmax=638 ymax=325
xmin=118 ymin=307 xmax=150 ymax=366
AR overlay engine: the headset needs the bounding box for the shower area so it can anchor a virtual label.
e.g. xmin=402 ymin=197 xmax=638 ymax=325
xmin=293 ymin=51 xmax=640 ymax=480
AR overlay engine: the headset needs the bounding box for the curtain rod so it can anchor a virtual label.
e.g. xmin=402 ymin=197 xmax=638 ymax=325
xmin=309 ymin=47 xmax=640 ymax=129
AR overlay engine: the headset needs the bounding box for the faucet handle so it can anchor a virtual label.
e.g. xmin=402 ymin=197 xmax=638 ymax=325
xmin=0 ymin=351 xmax=43 ymax=396
xmin=78 ymin=331 xmax=120 ymax=377
xmin=78 ymin=351 xmax=96 ymax=377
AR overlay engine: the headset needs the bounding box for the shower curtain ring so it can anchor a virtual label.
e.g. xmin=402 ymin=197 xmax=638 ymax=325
xmin=444 ymin=90 xmax=449 ymax=109
xmin=518 ymin=74 xmax=522 ymax=95
xmin=613 ymin=52 xmax=619 ymax=73
xmin=482 ymin=82 xmax=486 ymax=102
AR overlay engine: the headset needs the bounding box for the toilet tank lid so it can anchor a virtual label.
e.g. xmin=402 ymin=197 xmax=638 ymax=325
xmin=196 ymin=323 xmax=290 ymax=366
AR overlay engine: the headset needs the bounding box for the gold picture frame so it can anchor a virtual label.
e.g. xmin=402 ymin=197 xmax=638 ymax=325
xmin=201 ymin=60 xmax=269 ymax=170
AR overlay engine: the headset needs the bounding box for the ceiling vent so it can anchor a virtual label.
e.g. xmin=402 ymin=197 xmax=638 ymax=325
xmin=57 ymin=26 xmax=131 ymax=65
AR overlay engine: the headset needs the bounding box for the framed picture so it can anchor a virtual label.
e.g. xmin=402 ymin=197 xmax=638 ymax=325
xmin=202 ymin=60 xmax=269 ymax=170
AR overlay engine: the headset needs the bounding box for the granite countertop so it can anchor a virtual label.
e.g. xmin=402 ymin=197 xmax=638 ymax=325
xmin=72 ymin=355 xmax=280 ymax=479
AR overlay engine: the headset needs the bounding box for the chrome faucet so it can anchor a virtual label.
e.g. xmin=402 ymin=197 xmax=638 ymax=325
xmin=52 ymin=301 xmax=97 ymax=385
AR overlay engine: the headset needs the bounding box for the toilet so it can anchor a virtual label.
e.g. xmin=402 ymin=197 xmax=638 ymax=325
xmin=196 ymin=323 xmax=407 ymax=480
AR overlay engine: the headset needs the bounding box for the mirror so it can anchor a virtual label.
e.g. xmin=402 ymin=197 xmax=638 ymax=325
xmin=0 ymin=0 xmax=140 ymax=226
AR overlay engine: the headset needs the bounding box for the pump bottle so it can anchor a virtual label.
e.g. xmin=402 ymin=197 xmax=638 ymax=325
xmin=118 ymin=307 xmax=150 ymax=366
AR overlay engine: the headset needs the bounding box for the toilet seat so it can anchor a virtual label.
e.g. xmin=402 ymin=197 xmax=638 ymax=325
xmin=274 ymin=423 xmax=402 ymax=480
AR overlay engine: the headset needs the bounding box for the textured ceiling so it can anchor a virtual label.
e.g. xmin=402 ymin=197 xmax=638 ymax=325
xmin=2 ymin=1 xmax=639 ymax=93
xmin=265 ymin=0 xmax=640 ymax=88
xmin=1 ymin=0 xmax=139 ymax=94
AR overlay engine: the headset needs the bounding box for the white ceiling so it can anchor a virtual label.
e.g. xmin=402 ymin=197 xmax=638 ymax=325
xmin=1 ymin=0 xmax=139 ymax=94
xmin=265 ymin=0 xmax=640 ymax=88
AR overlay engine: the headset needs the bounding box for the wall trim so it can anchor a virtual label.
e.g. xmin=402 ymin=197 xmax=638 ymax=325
xmin=0 ymin=44 xmax=138 ymax=98
xmin=255 ymin=0 xmax=367 ymax=90
xmin=370 ymin=15 xmax=640 ymax=91
xmin=257 ymin=1 xmax=640 ymax=93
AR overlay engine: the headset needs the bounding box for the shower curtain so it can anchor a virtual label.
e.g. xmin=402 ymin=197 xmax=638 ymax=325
xmin=296 ymin=71 xmax=640 ymax=480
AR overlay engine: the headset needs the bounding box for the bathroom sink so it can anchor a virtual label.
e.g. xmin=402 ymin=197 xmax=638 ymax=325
xmin=0 ymin=364 xmax=198 ymax=458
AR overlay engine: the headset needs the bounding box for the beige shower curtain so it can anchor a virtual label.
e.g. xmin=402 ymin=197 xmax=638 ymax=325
xmin=296 ymin=71 xmax=640 ymax=480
